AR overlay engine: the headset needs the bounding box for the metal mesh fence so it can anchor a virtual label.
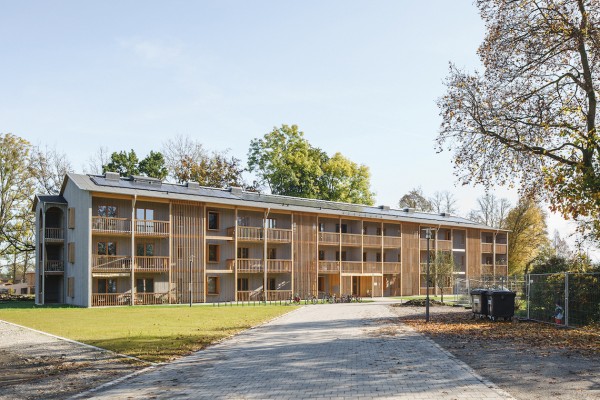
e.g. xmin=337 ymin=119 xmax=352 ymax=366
xmin=527 ymin=272 xmax=600 ymax=327
xmin=452 ymin=276 xmax=526 ymax=310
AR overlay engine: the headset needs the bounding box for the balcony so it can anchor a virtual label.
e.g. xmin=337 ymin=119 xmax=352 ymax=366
xmin=482 ymin=264 xmax=494 ymax=276
xmin=436 ymin=239 xmax=452 ymax=251
xmin=266 ymin=290 xmax=292 ymax=301
xmin=495 ymin=244 xmax=508 ymax=254
xmin=341 ymin=233 xmax=361 ymax=247
xmin=237 ymin=290 xmax=264 ymax=301
xmin=92 ymin=217 xmax=131 ymax=235
xmin=45 ymin=228 xmax=64 ymax=241
xmin=135 ymin=256 xmax=169 ymax=272
xmin=229 ymin=226 xmax=263 ymax=242
xmin=363 ymin=262 xmax=380 ymax=274
xmin=383 ymin=236 xmax=402 ymax=248
xmin=267 ymin=228 xmax=292 ymax=243
xmin=363 ymin=235 xmax=381 ymax=247
xmin=135 ymin=220 xmax=170 ymax=237
xmin=135 ymin=292 xmax=170 ymax=305
xmin=92 ymin=293 xmax=131 ymax=307
xmin=383 ymin=262 xmax=401 ymax=274
xmin=341 ymin=261 xmax=362 ymax=274
xmin=481 ymin=243 xmax=493 ymax=253
xmin=318 ymin=232 xmax=339 ymax=245
xmin=267 ymin=259 xmax=292 ymax=273
xmin=44 ymin=260 xmax=64 ymax=273
xmin=420 ymin=238 xmax=434 ymax=250
xmin=92 ymin=255 xmax=132 ymax=272
xmin=318 ymin=261 xmax=340 ymax=273
xmin=235 ymin=258 xmax=264 ymax=273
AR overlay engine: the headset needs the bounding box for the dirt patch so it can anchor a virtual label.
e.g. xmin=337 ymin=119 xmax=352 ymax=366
xmin=389 ymin=305 xmax=600 ymax=400
xmin=0 ymin=321 xmax=146 ymax=400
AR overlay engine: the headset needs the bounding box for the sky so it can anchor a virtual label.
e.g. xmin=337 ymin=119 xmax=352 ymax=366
xmin=0 ymin=1 xmax=587 ymax=253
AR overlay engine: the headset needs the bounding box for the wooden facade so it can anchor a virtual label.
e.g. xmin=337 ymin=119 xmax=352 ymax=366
xmin=34 ymin=173 xmax=509 ymax=307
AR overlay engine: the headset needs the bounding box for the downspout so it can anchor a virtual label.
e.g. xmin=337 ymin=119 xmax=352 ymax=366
xmin=263 ymin=208 xmax=270 ymax=301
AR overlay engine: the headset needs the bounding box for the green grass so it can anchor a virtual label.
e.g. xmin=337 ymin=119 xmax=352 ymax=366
xmin=0 ymin=303 xmax=295 ymax=363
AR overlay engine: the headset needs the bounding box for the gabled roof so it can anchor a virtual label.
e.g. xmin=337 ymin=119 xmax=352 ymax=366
xmin=60 ymin=173 xmax=507 ymax=231
xmin=32 ymin=195 xmax=67 ymax=211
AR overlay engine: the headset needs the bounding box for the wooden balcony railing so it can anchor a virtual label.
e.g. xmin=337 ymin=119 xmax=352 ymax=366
xmin=481 ymin=243 xmax=493 ymax=253
xmin=92 ymin=255 xmax=132 ymax=271
xmin=266 ymin=290 xmax=292 ymax=301
xmin=135 ymin=256 xmax=169 ymax=272
xmin=436 ymin=239 xmax=452 ymax=251
xmin=495 ymin=244 xmax=508 ymax=254
xmin=92 ymin=217 xmax=131 ymax=234
xmin=267 ymin=228 xmax=292 ymax=242
xmin=363 ymin=262 xmax=381 ymax=274
xmin=45 ymin=228 xmax=63 ymax=240
xmin=45 ymin=260 xmax=64 ymax=272
xmin=495 ymin=265 xmax=508 ymax=276
xmin=318 ymin=261 xmax=340 ymax=273
xmin=233 ymin=226 xmax=263 ymax=241
xmin=92 ymin=293 xmax=131 ymax=307
xmin=236 ymin=258 xmax=264 ymax=273
xmin=341 ymin=233 xmax=362 ymax=246
xmin=363 ymin=235 xmax=381 ymax=247
xmin=482 ymin=264 xmax=494 ymax=275
xmin=383 ymin=262 xmax=401 ymax=274
xmin=135 ymin=292 xmax=170 ymax=305
xmin=318 ymin=232 xmax=339 ymax=245
xmin=420 ymin=238 xmax=432 ymax=249
xmin=237 ymin=290 xmax=264 ymax=301
xmin=267 ymin=259 xmax=292 ymax=273
xmin=135 ymin=220 xmax=170 ymax=236
xmin=383 ymin=236 xmax=402 ymax=248
xmin=341 ymin=261 xmax=362 ymax=274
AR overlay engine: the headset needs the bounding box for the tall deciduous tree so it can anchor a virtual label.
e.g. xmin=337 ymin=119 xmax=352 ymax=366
xmin=248 ymin=125 xmax=374 ymax=204
xmin=30 ymin=145 xmax=74 ymax=195
xmin=437 ymin=0 xmax=600 ymax=237
xmin=398 ymin=187 xmax=433 ymax=212
xmin=430 ymin=191 xmax=458 ymax=214
xmin=432 ymin=251 xmax=455 ymax=303
xmin=503 ymin=197 xmax=549 ymax=275
xmin=468 ymin=194 xmax=510 ymax=228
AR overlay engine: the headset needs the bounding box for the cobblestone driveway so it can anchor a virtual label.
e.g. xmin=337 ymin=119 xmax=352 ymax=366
xmin=83 ymin=302 xmax=513 ymax=399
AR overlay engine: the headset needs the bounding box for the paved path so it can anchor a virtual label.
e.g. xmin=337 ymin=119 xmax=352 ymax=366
xmin=84 ymin=303 xmax=513 ymax=399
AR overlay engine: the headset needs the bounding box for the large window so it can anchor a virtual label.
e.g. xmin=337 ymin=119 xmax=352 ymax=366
xmin=136 ymin=208 xmax=154 ymax=220
xmin=267 ymin=248 xmax=276 ymax=260
xmin=336 ymin=224 xmax=348 ymax=233
xmin=136 ymin=208 xmax=155 ymax=233
xmin=98 ymin=205 xmax=117 ymax=218
xmin=208 ymin=211 xmax=219 ymax=230
xmin=268 ymin=278 xmax=276 ymax=291
xmin=208 ymin=244 xmax=220 ymax=263
xmin=318 ymin=250 xmax=325 ymax=261
xmin=335 ymin=251 xmax=347 ymax=261
xmin=136 ymin=278 xmax=154 ymax=293
xmin=265 ymin=218 xmax=277 ymax=229
xmin=98 ymin=279 xmax=117 ymax=293
xmin=237 ymin=277 xmax=249 ymax=291
xmin=136 ymin=242 xmax=154 ymax=257
xmin=98 ymin=241 xmax=117 ymax=255
xmin=207 ymin=276 xmax=220 ymax=294
xmin=237 ymin=247 xmax=249 ymax=259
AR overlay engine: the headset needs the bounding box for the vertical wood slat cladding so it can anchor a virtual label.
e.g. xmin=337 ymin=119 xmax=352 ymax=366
xmin=466 ymin=228 xmax=481 ymax=279
xmin=402 ymin=222 xmax=420 ymax=295
xmin=171 ymin=201 xmax=204 ymax=303
xmin=292 ymin=213 xmax=317 ymax=297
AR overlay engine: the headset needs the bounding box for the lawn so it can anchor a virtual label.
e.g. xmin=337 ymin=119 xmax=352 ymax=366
xmin=0 ymin=303 xmax=296 ymax=363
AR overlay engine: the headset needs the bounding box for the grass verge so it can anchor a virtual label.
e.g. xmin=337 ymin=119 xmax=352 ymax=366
xmin=0 ymin=303 xmax=296 ymax=363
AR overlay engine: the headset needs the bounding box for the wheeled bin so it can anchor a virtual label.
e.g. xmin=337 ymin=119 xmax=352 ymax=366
xmin=486 ymin=290 xmax=516 ymax=321
xmin=470 ymin=289 xmax=489 ymax=318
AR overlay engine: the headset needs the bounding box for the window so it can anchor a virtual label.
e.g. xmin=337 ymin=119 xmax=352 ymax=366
xmin=97 ymin=241 xmax=117 ymax=255
xmin=208 ymin=211 xmax=219 ymax=230
xmin=237 ymin=247 xmax=249 ymax=259
xmin=318 ymin=250 xmax=325 ymax=261
xmin=362 ymin=226 xmax=368 ymax=235
xmin=335 ymin=251 xmax=347 ymax=261
xmin=136 ymin=242 xmax=154 ymax=257
xmin=67 ymin=277 xmax=74 ymax=298
xmin=265 ymin=218 xmax=277 ymax=229
xmin=136 ymin=208 xmax=154 ymax=220
xmin=376 ymin=227 xmax=382 ymax=236
xmin=207 ymin=244 xmax=220 ymax=263
xmin=336 ymin=224 xmax=348 ymax=233
xmin=318 ymin=276 xmax=325 ymax=292
xmin=68 ymin=208 xmax=75 ymax=229
xmin=136 ymin=278 xmax=154 ymax=293
xmin=68 ymin=242 xmax=75 ymax=263
xmin=376 ymin=252 xmax=382 ymax=262
xmin=319 ymin=223 xmax=325 ymax=232
xmin=207 ymin=276 xmax=220 ymax=294
xmin=136 ymin=208 xmax=155 ymax=233
xmin=267 ymin=248 xmax=276 ymax=260
xmin=98 ymin=205 xmax=117 ymax=218
xmin=237 ymin=216 xmax=249 ymax=226
xmin=363 ymin=252 xmax=367 ymax=262
xmin=268 ymin=278 xmax=276 ymax=291
xmin=237 ymin=278 xmax=249 ymax=291
xmin=98 ymin=279 xmax=117 ymax=293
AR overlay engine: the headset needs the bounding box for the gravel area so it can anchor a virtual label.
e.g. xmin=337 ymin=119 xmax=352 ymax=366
xmin=389 ymin=304 xmax=600 ymax=400
xmin=0 ymin=321 xmax=144 ymax=400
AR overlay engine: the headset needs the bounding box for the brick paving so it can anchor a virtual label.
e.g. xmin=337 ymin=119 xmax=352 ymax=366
xmin=82 ymin=302 xmax=513 ymax=399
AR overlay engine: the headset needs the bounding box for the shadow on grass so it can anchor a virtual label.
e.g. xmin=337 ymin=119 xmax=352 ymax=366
xmin=0 ymin=300 xmax=78 ymax=309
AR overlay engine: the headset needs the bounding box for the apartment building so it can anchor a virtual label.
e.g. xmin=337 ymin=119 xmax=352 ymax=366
xmin=34 ymin=172 xmax=508 ymax=307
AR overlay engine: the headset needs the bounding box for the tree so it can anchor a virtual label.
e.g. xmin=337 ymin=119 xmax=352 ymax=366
xmin=84 ymin=146 xmax=110 ymax=175
xmin=162 ymin=135 xmax=207 ymax=183
xmin=467 ymin=194 xmax=510 ymax=228
xmin=503 ymin=197 xmax=549 ymax=275
xmin=30 ymin=145 xmax=74 ymax=195
xmin=430 ymin=191 xmax=457 ymax=214
xmin=248 ymin=125 xmax=375 ymax=204
xmin=437 ymin=0 xmax=600 ymax=238
xmin=103 ymin=149 xmax=167 ymax=179
xmin=398 ymin=187 xmax=433 ymax=211
xmin=138 ymin=151 xmax=168 ymax=180
xmin=432 ymin=251 xmax=455 ymax=303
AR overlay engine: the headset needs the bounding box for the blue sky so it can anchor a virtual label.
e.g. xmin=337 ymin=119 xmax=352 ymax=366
xmin=0 ymin=1 xmax=581 ymax=245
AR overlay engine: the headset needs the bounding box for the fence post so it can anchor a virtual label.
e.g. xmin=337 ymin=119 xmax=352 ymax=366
xmin=526 ymin=274 xmax=530 ymax=320
xmin=564 ymin=272 xmax=569 ymax=327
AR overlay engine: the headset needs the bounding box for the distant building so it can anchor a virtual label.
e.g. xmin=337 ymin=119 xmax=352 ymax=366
xmin=33 ymin=173 xmax=508 ymax=307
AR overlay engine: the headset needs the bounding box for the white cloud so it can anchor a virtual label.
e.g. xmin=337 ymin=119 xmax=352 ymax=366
xmin=118 ymin=37 xmax=185 ymax=66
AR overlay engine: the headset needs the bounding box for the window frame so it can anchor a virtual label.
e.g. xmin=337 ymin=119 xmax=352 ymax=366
xmin=207 ymin=244 xmax=220 ymax=263
xmin=207 ymin=276 xmax=220 ymax=295
xmin=207 ymin=211 xmax=220 ymax=231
